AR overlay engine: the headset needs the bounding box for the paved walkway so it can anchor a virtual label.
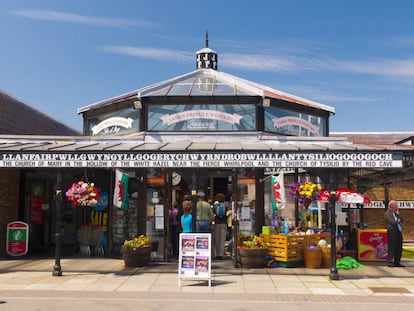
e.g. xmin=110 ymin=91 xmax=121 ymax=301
xmin=0 ymin=255 xmax=413 ymax=299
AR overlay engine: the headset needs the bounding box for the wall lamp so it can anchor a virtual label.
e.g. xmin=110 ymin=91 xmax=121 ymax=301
xmin=262 ymin=98 xmax=270 ymax=107
xmin=133 ymin=100 xmax=142 ymax=110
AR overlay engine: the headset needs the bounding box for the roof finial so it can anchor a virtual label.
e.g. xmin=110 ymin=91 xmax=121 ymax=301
xmin=205 ymin=31 xmax=209 ymax=48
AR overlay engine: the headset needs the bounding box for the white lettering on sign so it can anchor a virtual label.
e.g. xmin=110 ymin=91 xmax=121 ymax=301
xmin=365 ymin=201 xmax=414 ymax=209
xmin=91 ymin=117 xmax=134 ymax=135
xmin=273 ymin=116 xmax=321 ymax=136
xmin=0 ymin=152 xmax=403 ymax=169
xmin=160 ymin=110 xmax=242 ymax=126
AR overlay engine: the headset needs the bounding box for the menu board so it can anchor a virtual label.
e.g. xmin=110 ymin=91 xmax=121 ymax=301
xmin=178 ymin=233 xmax=211 ymax=287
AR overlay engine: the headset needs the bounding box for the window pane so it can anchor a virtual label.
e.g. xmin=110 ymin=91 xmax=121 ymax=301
xmin=148 ymin=104 xmax=256 ymax=131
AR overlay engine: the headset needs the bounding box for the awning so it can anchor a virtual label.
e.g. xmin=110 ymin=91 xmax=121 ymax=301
xmin=318 ymin=188 xmax=371 ymax=204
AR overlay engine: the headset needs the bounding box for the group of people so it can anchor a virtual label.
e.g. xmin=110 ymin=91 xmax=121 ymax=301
xmin=169 ymin=192 xmax=231 ymax=260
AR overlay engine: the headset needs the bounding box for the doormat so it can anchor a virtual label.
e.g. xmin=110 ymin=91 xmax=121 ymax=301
xmin=369 ymin=287 xmax=410 ymax=293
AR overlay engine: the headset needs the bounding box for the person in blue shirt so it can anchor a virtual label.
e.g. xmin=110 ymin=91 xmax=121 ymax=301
xmin=181 ymin=200 xmax=193 ymax=233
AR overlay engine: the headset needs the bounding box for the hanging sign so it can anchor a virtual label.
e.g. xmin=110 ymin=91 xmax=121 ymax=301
xmin=6 ymin=221 xmax=29 ymax=256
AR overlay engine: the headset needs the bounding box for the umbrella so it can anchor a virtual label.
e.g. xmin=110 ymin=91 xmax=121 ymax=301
xmin=318 ymin=188 xmax=370 ymax=204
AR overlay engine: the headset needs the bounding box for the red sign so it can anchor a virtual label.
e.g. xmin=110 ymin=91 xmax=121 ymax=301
xmin=6 ymin=221 xmax=29 ymax=256
xmin=30 ymin=197 xmax=43 ymax=224
xmin=357 ymin=229 xmax=388 ymax=261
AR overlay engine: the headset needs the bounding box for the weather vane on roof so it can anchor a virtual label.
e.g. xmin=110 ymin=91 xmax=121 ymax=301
xmin=205 ymin=31 xmax=209 ymax=48
xmin=196 ymin=31 xmax=217 ymax=70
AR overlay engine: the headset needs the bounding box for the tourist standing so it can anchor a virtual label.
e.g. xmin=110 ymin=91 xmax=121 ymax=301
xmin=196 ymin=191 xmax=213 ymax=233
xmin=181 ymin=200 xmax=193 ymax=233
xmin=384 ymin=200 xmax=404 ymax=267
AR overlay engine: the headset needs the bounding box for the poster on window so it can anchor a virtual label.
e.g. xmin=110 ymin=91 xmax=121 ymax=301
xmin=178 ymin=233 xmax=211 ymax=286
xmin=29 ymin=197 xmax=43 ymax=224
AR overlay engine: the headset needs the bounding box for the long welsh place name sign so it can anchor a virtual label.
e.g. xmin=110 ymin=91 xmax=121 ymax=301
xmin=0 ymin=152 xmax=403 ymax=168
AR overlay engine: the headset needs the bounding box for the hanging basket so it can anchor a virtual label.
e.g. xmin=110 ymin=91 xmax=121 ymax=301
xmin=303 ymin=198 xmax=312 ymax=209
xmin=65 ymin=181 xmax=99 ymax=207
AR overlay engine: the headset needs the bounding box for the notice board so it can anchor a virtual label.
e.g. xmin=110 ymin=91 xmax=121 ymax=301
xmin=178 ymin=233 xmax=211 ymax=287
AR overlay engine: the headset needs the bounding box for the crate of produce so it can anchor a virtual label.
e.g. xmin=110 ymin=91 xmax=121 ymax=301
xmin=265 ymin=234 xmax=307 ymax=262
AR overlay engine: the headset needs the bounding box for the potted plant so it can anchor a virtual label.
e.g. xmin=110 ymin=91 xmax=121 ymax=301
xmin=121 ymin=235 xmax=152 ymax=267
xmin=237 ymin=234 xmax=269 ymax=268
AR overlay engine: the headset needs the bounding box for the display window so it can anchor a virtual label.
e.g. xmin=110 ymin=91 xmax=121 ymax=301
xmin=264 ymin=106 xmax=327 ymax=137
xmin=147 ymin=104 xmax=256 ymax=131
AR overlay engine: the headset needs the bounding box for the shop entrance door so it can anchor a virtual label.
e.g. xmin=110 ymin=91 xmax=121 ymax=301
xmin=207 ymin=170 xmax=235 ymax=202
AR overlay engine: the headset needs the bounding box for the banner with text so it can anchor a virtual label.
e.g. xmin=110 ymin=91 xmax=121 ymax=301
xmin=0 ymin=151 xmax=403 ymax=169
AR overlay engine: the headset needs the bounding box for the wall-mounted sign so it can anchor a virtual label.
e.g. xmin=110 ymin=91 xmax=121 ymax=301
xmin=6 ymin=221 xmax=29 ymax=256
xmin=0 ymin=151 xmax=403 ymax=169
xmin=365 ymin=200 xmax=414 ymax=209
xmin=160 ymin=110 xmax=242 ymax=126
xmin=91 ymin=117 xmax=134 ymax=135
xmin=273 ymin=116 xmax=321 ymax=136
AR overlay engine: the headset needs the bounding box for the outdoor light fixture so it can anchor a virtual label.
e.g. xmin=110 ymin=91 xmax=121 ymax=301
xmin=262 ymin=98 xmax=270 ymax=107
xmin=133 ymin=100 xmax=142 ymax=109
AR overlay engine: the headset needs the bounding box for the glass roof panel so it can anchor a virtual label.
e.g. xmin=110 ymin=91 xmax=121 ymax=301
xmin=168 ymin=82 xmax=193 ymax=96
xmin=146 ymin=85 xmax=171 ymax=96
xmin=234 ymin=87 xmax=251 ymax=96
xmin=191 ymin=75 xmax=215 ymax=95
xmin=213 ymin=82 xmax=235 ymax=95
xmin=141 ymin=70 xmax=263 ymax=98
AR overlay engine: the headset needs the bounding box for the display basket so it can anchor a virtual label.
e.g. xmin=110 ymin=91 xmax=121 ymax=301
xmin=321 ymin=247 xmax=331 ymax=267
xmin=303 ymin=246 xmax=322 ymax=269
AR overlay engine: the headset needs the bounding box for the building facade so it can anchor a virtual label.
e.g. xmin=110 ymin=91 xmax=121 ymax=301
xmin=0 ymin=38 xmax=413 ymax=260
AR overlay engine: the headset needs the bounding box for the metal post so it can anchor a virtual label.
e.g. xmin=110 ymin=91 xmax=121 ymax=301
xmin=53 ymin=172 xmax=63 ymax=276
xmin=329 ymin=191 xmax=339 ymax=280
xmin=294 ymin=168 xmax=299 ymax=227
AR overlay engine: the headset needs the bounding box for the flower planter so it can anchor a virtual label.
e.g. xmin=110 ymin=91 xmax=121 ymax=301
xmin=238 ymin=247 xmax=268 ymax=268
xmin=121 ymin=245 xmax=151 ymax=267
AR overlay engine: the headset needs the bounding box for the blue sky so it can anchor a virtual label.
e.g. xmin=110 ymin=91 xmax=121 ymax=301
xmin=1 ymin=0 xmax=414 ymax=133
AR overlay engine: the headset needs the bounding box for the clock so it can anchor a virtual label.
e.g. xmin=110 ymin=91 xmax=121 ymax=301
xmin=172 ymin=172 xmax=182 ymax=186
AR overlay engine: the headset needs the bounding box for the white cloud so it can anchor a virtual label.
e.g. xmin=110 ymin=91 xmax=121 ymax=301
xmin=325 ymin=58 xmax=414 ymax=78
xmin=220 ymin=53 xmax=299 ymax=72
xmin=101 ymin=46 xmax=192 ymax=62
xmin=102 ymin=43 xmax=414 ymax=80
xmin=102 ymin=45 xmax=300 ymax=72
xmin=10 ymin=9 xmax=158 ymax=28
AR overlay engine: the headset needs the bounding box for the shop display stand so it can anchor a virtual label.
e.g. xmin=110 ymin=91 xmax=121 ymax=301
xmin=178 ymin=233 xmax=212 ymax=287
xmin=111 ymin=197 xmax=139 ymax=257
